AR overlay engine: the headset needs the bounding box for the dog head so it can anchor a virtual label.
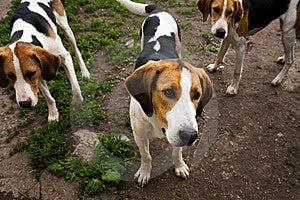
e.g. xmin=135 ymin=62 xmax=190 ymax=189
xmin=125 ymin=59 xmax=213 ymax=147
xmin=197 ymin=0 xmax=244 ymax=38
xmin=0 ymin=42 xmax=60 ymax=108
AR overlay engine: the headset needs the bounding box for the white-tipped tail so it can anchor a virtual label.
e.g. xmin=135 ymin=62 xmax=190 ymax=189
xmin=117 ymin=0 xmax=148 ymax=15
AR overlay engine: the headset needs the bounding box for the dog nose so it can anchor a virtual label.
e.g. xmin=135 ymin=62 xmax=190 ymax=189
xmin=19 ymin=100 xmax=32 ymax=108
xmin=215 ymin=28 xmax=226 ymax=38
xmin=179 ymin=129 xmax=198 ymax=146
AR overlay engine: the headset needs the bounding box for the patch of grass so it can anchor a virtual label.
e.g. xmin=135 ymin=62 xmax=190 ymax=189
xmin=199 ymin=43 xmax=220 ymax=53
xmin=48 ymin=133 xmax=131 ymax=197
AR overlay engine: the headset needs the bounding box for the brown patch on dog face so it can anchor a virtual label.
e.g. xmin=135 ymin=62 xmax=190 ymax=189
xmin=151 ymin=62 xmax=182 ymax=129
xmin=14 ymin=43 xmax=42 ymax=97
xmin=210 ymin=0 xmax=235 ymax=26
xmin=51 ymin=0 xmax=65 ymax=16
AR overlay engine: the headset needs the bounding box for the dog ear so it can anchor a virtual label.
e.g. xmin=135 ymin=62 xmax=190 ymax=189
xmin=197 ymin=0 xmax=212 ymax=22
xmin=195 ymin=68 xmax=213 ymax=117
xmin=125 ymin=61 xmax=160 ymax=117
xmin=33 ymin=47 xmax=61 ymax=81
xmin=0 ymin=47 xmax=10 ymax=88
xmin=233 ymin=0 xmax=244 ymax=24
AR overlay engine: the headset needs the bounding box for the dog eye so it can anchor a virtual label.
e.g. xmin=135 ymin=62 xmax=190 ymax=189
xmin=7 ymin=73 xmax=16 ymax=81
xmin=163 ymin=89 xmax=176 ymax=99
xmin=193 ymin=91 xmax=201 ymax=100
xmin=213 ymin=7 xmax=220 ymax=13
xmin=225 ymin=10 xmax=233 ymax=16
xmin=26 ymin=71 xmax=36 ymax=79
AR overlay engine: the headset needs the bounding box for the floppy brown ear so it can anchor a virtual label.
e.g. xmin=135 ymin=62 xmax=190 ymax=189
xmin=125 ymin=61 xmax=160 ymax=117
xmin=233 ymin=0 xmax=244 ymax=24
xmin=196 ymin=68 xmax=213 ymax=117
xmin=33 ymin=47 xmax=61 ymax=81
xmin=0 ymin=47 xmax=10 ymax=88
xmin=197 ymin=0 xmax=212 ymax=22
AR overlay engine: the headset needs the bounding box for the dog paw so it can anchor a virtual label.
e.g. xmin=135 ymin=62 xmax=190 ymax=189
xmin=276 ymin=56 xmax=285 ymax=64
xmin=81 ymin=70 xmax=90 ymax=79
xmin=135 ymin=166 xmax=151 ymax=187
xmin=226 ymin=84 xmax=238 ymax=95
xmin=271 ymin=76 xmax=282 ymax=87
xmin=72 ymin=93 xmax=83 ymax=105
xmin=206 ymin=64 xmax=224 ymax=73
xmin=48 ymin=113 xmax=59 ymax=122
xmin=174 ymin=162 xmax=189 ymax=179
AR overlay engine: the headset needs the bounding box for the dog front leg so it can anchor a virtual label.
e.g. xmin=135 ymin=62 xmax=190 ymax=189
xmin=172 ymin=147 xmax=189 ymax=179
xmin=206 ymin=38 xmax=230 ymax=72
xmin=226 ymin=37 xmax=246 ymax=95
xmin=39 ymin=79 xmax=59 ymax=121
xmin=272 ymin=28 xmax=296 ymax=86
xmin=134 ymin=135 xmax=152 ymax=187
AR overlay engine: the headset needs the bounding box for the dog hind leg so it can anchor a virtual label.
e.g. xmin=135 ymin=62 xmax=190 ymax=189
xmin=54 ymin=12 xmax=90 ymax=78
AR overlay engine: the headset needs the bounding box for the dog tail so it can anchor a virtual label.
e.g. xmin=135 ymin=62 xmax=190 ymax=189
xmin=117 ymin=0 xmax=162 ymax=16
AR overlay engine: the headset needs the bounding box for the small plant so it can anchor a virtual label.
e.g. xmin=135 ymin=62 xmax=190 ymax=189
xmin=48 ymin=133 xmax=131 ymax=197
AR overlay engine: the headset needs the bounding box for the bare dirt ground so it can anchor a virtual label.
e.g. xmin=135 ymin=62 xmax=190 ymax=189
xmin=0 ymin=1 xmax=299 ymax=199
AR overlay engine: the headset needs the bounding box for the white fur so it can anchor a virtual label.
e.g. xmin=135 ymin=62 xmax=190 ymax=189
xmin=165 ymin=68 xmax=198 ymax=146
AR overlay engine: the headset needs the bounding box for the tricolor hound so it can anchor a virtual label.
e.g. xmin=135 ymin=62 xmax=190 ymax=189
xmin=118 ymin=0 xmax=213 ymax=187
xmin=0 ymin=0 xmax=90 ymax=121
xmin=197 ymin=0 xmax=300 ymax=94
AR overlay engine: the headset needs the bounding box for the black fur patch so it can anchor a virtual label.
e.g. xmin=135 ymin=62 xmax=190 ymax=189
xmin=135 ymin=14 xmax=179 ymax=69
xmin=10 ymin=30 xmax=23 ymax=43
xmin=145 ymin=5 xmax=163 ymax=14
xmin=10 ymin=2 xmax=55 ymax=37
xmin=245 ymin=0 xmax=291 ymax=31
xmin=31 ymin=35 xmax=43 ymax=48
xmin=38 ymin=2 xmax=56 ymax=25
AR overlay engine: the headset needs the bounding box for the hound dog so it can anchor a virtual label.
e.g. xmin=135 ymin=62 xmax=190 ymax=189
xmin=197 ymin=0 xmax=300 ymax=95
xmin=0 ymin=0 xmax=90 ymax=121
xmin=117 ymin=0 xmax=213 ymax=187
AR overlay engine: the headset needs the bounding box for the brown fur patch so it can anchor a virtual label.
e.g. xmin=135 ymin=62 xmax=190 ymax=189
xmin=47 ymin=26 xmax=56 ymax=39
xmin=236 ymin=10 xmax=249 ymax=37
xmin=0 ymin=45 xmax=14 ymax=87
xmin=51 ymin=0 xmax=65 ymax=16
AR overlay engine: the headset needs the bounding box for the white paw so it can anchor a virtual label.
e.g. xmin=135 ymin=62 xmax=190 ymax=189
xmin=134 ymin=165 xmax=151 ymax=187
xmin=206 ymin=64 xmax=224 ymax=73
xmin=48 ymin=104 xmax=59 ymax=122
xmin=271 ymin=76 xmax=282 ymax=86
xmin=276 ymin=56 xmax=285 ymax=64
xmin=174 ymin=162 xmax=189 ymax=179
xmin=72 ymin=93 xmax=83 ymax=105
xmin=226 ymin=84 xmax=238 ymax=95
xmin=48 ymin=113 xmax=59 ymax=122
xmin=81 ymin=70 xmax=90 ymax=79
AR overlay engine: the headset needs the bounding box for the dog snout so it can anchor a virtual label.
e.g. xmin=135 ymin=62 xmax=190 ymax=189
xmin=179 ymin=129 xmax=198 ymax=146
xmin=19 ymin=100 xmax=32 ymax=108
xmin=214 ymin=28 xmax=226 ymax=38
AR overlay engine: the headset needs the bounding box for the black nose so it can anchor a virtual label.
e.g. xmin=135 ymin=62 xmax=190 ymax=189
xmin=215 ymin=28 xmax=226 ymax=38
xmin=179 ymin=129 xmax=198 ymax=146
xmin=19 ymin=100 xmax=32 ymax=108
